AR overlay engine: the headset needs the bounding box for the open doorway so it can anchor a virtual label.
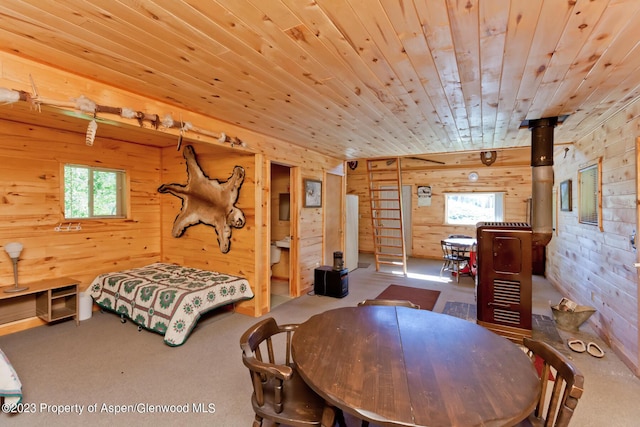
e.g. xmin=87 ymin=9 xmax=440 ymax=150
xmin=270 ymin=163 xmax=292 ymax=307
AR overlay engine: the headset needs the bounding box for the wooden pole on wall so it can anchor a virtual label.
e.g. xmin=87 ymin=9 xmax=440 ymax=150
xmin=634 ymin=137 xmax=640 ymax=376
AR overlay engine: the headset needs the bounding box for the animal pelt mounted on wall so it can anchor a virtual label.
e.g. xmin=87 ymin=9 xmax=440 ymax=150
xmin=158 ymin=145 xmax=245 ymax=254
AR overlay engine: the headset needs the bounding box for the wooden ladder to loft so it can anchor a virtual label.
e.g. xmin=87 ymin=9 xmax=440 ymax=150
xmin=366 ymin=158 xmax=407 ymax=275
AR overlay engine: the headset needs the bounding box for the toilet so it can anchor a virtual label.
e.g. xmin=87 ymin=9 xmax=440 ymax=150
xmin=270 ymin=243 xmax=282 ymax=276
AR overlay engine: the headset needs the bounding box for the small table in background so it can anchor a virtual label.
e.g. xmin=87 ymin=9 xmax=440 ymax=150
xmin=443 ymin=237 xmax=477 ymax=276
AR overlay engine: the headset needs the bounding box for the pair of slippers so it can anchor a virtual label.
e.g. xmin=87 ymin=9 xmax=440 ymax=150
xmin=568 ymin=338 xmax=605 ymax=358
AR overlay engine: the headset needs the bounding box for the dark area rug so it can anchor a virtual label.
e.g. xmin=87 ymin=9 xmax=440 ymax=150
xmin=441 ymin=301 xmax=563 ymax=344
xmin=375 ymin=284 xmax=440 ymax=311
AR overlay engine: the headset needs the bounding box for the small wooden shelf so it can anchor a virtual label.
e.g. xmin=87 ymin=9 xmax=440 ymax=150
xmin=0 ymin=277 xmax=80 ymax=326
xmin=51 ymin=286 xmax=76 ymax=299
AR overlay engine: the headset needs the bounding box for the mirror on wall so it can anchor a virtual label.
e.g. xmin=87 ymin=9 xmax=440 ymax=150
xmin=279 ymin=193 xmax=290 ymax=221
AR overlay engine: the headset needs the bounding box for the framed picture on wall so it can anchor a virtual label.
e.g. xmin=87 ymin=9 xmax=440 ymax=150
xmin=304 ymin=179 xmax=322 ymax=207
xmin=417 ymin=185 xmax=432 ymax=206
xmin=560 ymin=179 xmax=572 ymax=211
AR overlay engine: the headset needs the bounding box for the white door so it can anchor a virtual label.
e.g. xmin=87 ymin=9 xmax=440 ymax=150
xmin=402 ymin=185 xmax=412 ymax=256
xmin=346 ymin=195 xmax=359 ymax=271
xmin=324 ymin=173 xmax=342 ymax=265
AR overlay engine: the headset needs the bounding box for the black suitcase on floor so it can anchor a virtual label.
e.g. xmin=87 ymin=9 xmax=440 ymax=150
xmin=314 ymin=266 xmax=349 ymax=298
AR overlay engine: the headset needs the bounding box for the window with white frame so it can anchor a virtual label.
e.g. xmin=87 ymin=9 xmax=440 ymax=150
xmin=445 ymin=192 xmax=504 ymax=225
xmin=64 ymin=164 xmax=127 ymax=219
xmin=578 ymin=161 xmax=601 ymax=227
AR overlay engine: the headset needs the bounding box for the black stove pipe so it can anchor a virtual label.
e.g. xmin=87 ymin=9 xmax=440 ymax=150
xmin=529 ymin=117 xmax=557 ymax=246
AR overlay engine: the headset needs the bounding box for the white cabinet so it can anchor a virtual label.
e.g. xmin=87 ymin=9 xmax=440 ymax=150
xmin=346 ymin=195 xmax=359 ymax=271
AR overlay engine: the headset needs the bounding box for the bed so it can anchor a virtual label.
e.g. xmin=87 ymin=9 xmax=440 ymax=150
xmin=89 ymin=263 xmax=254 ymax=346
xmin=0 ymin=348 xmax=22 ymax=408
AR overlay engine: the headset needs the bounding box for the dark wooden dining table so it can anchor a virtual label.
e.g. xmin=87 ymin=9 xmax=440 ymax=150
xmin=292 ymin=306 xmax=540 ymax=427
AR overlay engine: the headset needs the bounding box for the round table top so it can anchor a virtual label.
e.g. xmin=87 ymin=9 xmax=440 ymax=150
xmin=292 ymin=306 xmax=540 ymax=427
xmin=444 ymin=237 xmax=477 ymax=247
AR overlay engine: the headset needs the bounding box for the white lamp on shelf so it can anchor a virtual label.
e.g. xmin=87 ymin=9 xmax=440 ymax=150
xmin=4 ymin=242 xmax=28 ymax=293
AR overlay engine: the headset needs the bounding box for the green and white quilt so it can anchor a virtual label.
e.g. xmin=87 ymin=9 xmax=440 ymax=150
xmin=89 ymin=263 xmax=253 ymax=346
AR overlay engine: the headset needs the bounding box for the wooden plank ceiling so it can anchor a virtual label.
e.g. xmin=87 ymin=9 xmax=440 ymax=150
xmin=1 ymin=0 xmax=639 ymax=160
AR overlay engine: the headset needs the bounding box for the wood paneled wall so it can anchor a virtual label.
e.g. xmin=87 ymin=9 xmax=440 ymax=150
xmin=157 ymin=144 xmax=343 ymax=316
xmin=347 ymin=150 xmax=532 ymax=259
xmin=0 ymin=120 xmax=342 ymax=323
xmin=0 ymin=120 xmax=162 ymax=329
xmin=2 ymin=52 xmax=639 ymax=374
xmin=0 ymin=52 xmax=346 ymax=325
xmin=547 ymin=99 xmax=640 ymax=375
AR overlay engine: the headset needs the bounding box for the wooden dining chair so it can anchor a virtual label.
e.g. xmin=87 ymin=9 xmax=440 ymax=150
xmin=440 ymin=240 xmax=471 ymax=283
xmin=358 ymin=299 xmax=420 ymax=309
xmin=519 ymin=337 xmax=585 ymax=427
xmin=240 ymin=317 xmax=338 ymax=427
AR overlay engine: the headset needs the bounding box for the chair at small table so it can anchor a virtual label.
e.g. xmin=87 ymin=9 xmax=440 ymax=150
xmin=358 ymin=299 xmax=420 ymax=309
xmin=518 ymin=337 xmax=585 ymax=427
xmin=440 ymin=240 xmax=471 ymax=283
xmin=240 ymin=317 xmax=338 ymax=427
xmin=469 ymin=242 xmax=478 ymax=276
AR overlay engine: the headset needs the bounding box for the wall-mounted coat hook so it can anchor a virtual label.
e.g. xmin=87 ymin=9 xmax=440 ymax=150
xmin=54 ymin=222 xmax=82 ymax=232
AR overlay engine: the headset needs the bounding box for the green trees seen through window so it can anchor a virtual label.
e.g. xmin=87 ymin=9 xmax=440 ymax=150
xmin=445 ymin=192 xmax=504 ymax=225
xmin=64 ymin=165 xmax=125 ymax=218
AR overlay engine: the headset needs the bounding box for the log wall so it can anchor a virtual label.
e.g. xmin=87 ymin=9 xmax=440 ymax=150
xmin=547 ymin=99 xmax=640 ymax=375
